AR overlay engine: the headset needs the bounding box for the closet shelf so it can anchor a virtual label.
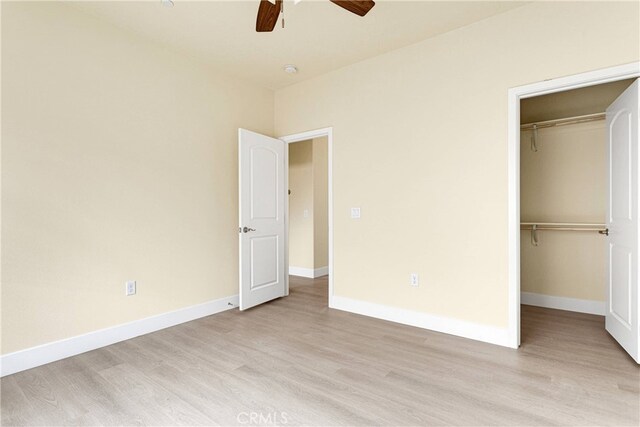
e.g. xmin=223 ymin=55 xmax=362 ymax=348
xmin=520 ymin=113 xmax=605 ymax=130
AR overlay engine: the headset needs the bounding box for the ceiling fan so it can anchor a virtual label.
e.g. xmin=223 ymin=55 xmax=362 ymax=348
xmin=256 ymin=0 xmax=375 ymax=32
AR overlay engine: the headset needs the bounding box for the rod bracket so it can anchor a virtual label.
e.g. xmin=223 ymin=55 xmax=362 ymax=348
xmin=531 ymin=124 xmax=538 ymax=152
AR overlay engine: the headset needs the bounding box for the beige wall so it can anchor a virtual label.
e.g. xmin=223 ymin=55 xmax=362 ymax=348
xmin=274 ymin=1 xmax=639 ymax=328
xmin=288 ymin=140 xmax=314 ymax=269
xmin=2 ymin=1 xmax=638 ymax=355
xmin=312 ymin=137 xmax=328 ymax=269
xmin=520 ymin=122 xmax=607 ymax=301
xmin=1 ymin=2 xmax=274 ymax=354
xmin=288 ymin=137 xmax=328 ymax=270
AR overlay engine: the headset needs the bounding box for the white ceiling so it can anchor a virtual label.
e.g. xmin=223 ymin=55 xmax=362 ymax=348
xmin=72 ymin=0 xmax=528 ymax=90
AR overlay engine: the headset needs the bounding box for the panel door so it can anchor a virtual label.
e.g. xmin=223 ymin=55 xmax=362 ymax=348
xmin=239 ymin=128 xmax=286 ymax=310
xmin=606 ymin=79 xmax=639 ymax=362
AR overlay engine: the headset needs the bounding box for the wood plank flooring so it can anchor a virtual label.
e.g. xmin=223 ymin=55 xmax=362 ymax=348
xmin=2 ymin=276 xmax=638 ymax=426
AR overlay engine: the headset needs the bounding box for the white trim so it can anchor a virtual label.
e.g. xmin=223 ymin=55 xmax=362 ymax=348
xmin=332 ymin=296 xmax=510 ymax=347
xmin=288 ymin=266 xmax=329 ymax=278
xmin=283 ymin=136 xmax=290 ymax=296
xmin=521 ymin=292 xmax=605 ymax=316
xmin=508 ymin=62 xmax=640 ymax=349
xmin=313 ymin=266 xmax=329 ymax=277
xmin=0 ymin=295 xmax=239 ymax=377
xmin=279 ymin=127 xmax=334 ymax=307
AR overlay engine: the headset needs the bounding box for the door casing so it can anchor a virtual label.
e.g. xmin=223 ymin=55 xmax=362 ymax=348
xmin=280 ymin=128 xmax=334 ymax=307
xmin=507 ymin=62 xmax=640 ymax=350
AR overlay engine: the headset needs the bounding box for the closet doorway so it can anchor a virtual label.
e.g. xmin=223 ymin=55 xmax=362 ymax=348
xmin=507 ymin=63 xmax=640 ymax=362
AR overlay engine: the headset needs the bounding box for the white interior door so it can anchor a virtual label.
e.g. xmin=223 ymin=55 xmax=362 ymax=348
xmin=606 ymin=79 xmax=639 ymax=363
xmin=238 ymin=129 xmax=286 ymax=310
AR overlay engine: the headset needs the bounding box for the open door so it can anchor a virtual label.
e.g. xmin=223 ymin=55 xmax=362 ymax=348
xmin=606 ymin=79 xmax=639 ymax=363
xmin=238 ymin=129 xmax=286 ymax=310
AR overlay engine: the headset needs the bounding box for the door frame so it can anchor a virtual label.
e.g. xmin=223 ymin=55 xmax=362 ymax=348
xmin=507 ymin=62 xmax=640 ymax=349
xmin=280 ymin=127 xmax=334 ymax=307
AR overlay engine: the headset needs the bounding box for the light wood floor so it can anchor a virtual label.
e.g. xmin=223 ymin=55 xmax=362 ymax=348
xmin=2 ymin=276 xmax=639 ymax=426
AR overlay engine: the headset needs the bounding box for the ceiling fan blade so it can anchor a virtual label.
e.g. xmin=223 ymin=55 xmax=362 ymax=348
xmin=330 ymin=0 xmax=375 ymax=17
xmin=256 ymin=0 xmax=282 ymax=32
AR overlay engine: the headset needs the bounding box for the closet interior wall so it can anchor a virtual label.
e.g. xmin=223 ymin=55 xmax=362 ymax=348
xmin=520 ymin=120 xmax=607 ymax=304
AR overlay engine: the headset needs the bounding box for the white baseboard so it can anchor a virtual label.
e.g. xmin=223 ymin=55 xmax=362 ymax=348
xmin=288 ymin=266 xmax=328 ymax=278
xmin=521 ymin=292 xmax=605 ymax=315
xmin=330 ymin=296 xmax=510 ymax=347
xmin=0 ymin=294 xmax=239 ymax=377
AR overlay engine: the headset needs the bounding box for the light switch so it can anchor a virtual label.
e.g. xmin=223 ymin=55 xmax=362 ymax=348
xmin=303 ymin=209 xmax=309 ymax=218
xmin=351 ymin=207 xmax=361 ymax=219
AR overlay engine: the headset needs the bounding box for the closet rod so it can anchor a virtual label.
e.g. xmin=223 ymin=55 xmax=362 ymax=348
xmin=521 ymin=222 xmax=605 ymax=227
xmin=520 ymin=112 xmax=605 ymax=131
xmin=520 ymin=222 xmax=607 ymax=232
xmin=522 ymin=222 xmax=608 ymax=245
xmin=521 ymin=226 xmax=605 ymax=232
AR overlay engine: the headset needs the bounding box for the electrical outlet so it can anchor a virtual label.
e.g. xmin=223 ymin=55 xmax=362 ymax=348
xmin=125 ymin=280 xmax=136 ymax=296
xmin=351 ymin=207 xmax=361 ymax=219
xmin=410 ymin=273 xmax=419 ymax=287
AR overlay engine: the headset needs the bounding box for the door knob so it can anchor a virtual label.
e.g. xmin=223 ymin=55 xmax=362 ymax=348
xmin=242 ymin=227 xmax=256 ymax=233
